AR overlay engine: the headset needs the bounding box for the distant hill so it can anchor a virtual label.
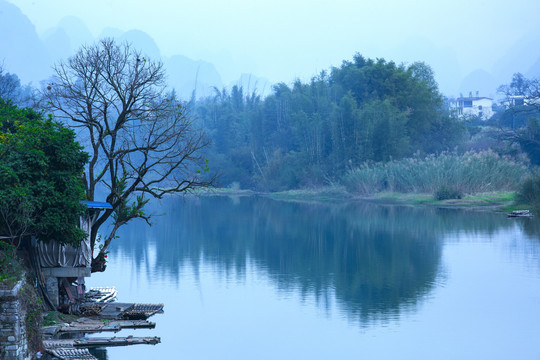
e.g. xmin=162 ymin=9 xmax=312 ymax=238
xmin=165 ymin=55 xmax=223 ymax=100
xmin=0 ymin=0 xmax=50 ymax=84
xmin=384 ymin=35 xmax=462 ymax=96
xmin=0 ymin=1 xmax=258 ymax=100
xmin=118 ymin=30 xmax=161 ymax=60
xmin=42 ymin=27 xmax=72 ymax=63
xmin=458 ymin=69 xmax=498 ymax=99
xmin=492 ymin=30 xmax=540 ymax=84
xmin=526 ymin=57 xmax=540 ymax=79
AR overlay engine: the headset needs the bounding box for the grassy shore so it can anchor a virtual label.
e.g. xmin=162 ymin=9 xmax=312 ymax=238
xmin=363 ymin=191 xmax=517 ymax=210
xmin=190 ymin=151 xmax=534 ymax=212
xmin=188 ymin=187 xmax=256 ymax=196
xmin=269 ymin=188 xmax=518 ymax=210
xmin=192 ymin=186 xmax=523 ymax=212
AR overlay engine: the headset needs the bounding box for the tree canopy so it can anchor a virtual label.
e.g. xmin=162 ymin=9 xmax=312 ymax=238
xmin=195 ymin=55 xmax=465 ymax=190
xmin=0 ymin=98 xmax=88 ymax=247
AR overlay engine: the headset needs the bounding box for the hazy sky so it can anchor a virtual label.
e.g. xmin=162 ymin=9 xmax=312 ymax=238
xmin=6 ymin=0 xmax=540 ymax=95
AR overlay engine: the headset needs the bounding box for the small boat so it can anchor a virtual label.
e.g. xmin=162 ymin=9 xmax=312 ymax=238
xmin=507 ymin=210 xmax=533 ymax=218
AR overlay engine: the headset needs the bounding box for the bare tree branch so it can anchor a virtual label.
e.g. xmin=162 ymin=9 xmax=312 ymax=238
xmin=42 ymin=38 xmax=215 ymax=272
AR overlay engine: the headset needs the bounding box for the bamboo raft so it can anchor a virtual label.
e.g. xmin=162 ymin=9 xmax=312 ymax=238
xmin=58 ymin=318 xmax=156 ymax=333
xmin=95 ymin=302 xmax=164 ymax=320
xmin=44 ymin=336 xmax=160 ymax=348
xmin=44 ymin=336 xmax=161 ymax=359
xmin=43 ymin=287 xmax=163 ymax=359
xmin=122 ymin=303 xmax=165 ymax=320
xmin=46 ymin=347 xmax=97 ymax=360
xmin=85 ymin=287 xmax=118 ymax=303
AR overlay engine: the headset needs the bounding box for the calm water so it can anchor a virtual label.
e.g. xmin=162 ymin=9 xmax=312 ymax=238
xmin=89 ymin=196 xmax=540 ymax=359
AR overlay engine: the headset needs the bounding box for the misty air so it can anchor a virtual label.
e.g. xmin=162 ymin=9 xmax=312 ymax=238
xmin=1 ymin=1 xmax=540 ymax=359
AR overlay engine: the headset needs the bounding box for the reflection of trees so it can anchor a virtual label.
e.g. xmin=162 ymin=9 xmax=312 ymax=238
xmin=110 ymin=196 xmax=514 ymax=323
xmin=509 ymin=217 xmax=540 ymax=270
xmin=519 ymin=217 xmax=540 ymax=240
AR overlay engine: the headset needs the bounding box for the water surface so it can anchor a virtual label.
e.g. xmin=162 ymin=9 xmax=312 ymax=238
xmin=89 ymin=196 xmax=540 ymax=359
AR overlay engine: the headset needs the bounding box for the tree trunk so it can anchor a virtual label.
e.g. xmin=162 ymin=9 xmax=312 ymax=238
xmin=91 ymin=252 xmax=107 ymax=273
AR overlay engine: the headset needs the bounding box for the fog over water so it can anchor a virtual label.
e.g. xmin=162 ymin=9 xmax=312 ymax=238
xmin=2 ymin=0 xmax=540 ymax=98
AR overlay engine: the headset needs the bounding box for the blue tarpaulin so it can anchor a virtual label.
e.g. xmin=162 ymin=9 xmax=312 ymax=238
xmin=81 ymin=201 xmax=113 ymax=209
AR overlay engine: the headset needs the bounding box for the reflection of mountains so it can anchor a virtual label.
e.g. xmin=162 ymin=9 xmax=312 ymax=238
xmin=110 ymin=196 xmax=512 ymax=322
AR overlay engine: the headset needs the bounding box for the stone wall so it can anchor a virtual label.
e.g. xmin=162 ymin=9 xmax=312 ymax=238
xmin=0 ymin=279 xmax=28 ymax=360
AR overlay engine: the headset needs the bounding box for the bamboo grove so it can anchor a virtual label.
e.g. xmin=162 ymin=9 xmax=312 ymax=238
xmin=194 ymin=55 xmax=466 ymax=190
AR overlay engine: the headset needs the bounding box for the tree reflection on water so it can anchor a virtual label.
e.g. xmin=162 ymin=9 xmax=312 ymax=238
xmin=109 ymin=196 xmax=515 ymax=323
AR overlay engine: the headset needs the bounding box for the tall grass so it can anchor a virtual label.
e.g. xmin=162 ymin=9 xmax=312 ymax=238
xmin=342 ymin=151 xmax=529 ymax=195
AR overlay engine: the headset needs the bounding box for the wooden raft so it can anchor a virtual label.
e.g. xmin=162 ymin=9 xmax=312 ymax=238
xmin=44 ymin=336 xmax=160 ymax=360
xmin=44 ymin=335 xmax=160 ymax=349
xmin=58 ymin=318 xmax=156 ymax=333
xmin=85 ymin=287 xmax=118 ymax=303
xmin=96 ymin=302 xmax=164 ymax=320
xmin=46 ymin=347 xmax=97 ymax=360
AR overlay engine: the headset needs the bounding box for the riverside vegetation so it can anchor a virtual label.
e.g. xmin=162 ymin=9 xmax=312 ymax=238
xmin=1 ymin=48 xmax=539 ymax=255
xmin=192 ymin=55 xmax=539 ymax=210
xmin=2 ymin=49 xmax=539 ymax=210
xmin=341 ymin=151 xmax=528 ymax=198
xmin=1 ymin=42 xmax=540 ymax=358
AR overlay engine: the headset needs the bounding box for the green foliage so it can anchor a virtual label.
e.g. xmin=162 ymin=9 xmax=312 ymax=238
xmin=0 ymin=242 xmax=23 ymax=288
xmin=0 ymin=98 xmax=88 ymax=246
xmin=514 ymin=118 xmax=540 ymax=166
xmin=515 ymin=171 xmax=540 ymax=212
xmin=195 ymin=55 xmax=465 ymax=190
xmin=434 ymin=185 xmax=463 ymax=200
xmin=494 ymin=106 xmax=534 ymax=130
xmin=107 ymin=174 xmax=150 ymax=228
xmin=42 ymin=312 xmax=58 ymax=326
xmin=19 ymin=280 xmax=43 ymax=353
xmin=342 ymin=151 xmax=528 ymax=195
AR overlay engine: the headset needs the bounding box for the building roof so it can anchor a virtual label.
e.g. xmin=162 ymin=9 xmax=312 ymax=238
xmin=454 ymin=96 xmax=493 ymax=101
xmin=81 ymin=200 xmax=113 ymax=209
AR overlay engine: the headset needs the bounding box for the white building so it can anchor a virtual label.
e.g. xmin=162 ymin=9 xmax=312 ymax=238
xmin=449 ymin=93 xmax=494 ymax=120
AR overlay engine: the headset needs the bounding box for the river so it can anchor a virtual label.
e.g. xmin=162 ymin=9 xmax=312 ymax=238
xmin=88 ymin=195 xmax=540 ymax=359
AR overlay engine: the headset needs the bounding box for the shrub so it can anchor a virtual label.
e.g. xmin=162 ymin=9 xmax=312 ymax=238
xmin=515 ymin=172 xmax=540 ymax=211
xmin=434 ymin=185 xmax=463 ymax=200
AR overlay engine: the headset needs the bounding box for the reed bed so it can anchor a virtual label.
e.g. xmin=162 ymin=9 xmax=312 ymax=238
xmin=342 ymin=151 xmax=529 ymax=195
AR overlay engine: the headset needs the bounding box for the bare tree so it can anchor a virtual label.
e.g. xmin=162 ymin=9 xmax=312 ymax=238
xmin=498 ymin=73 xmax=540 ymax=111
xmin=497 ymin=73 xmax=540 ymax=165
xmin=43 ymin=39 xmax=214 ymax=272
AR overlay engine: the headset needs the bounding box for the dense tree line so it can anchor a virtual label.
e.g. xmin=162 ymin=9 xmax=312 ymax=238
xmin=194 ymin=55 xmax=465 ymax=190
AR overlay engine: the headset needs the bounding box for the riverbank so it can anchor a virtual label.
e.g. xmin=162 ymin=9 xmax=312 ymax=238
xmin=192 ymin=187 xmax=524 ymax=213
